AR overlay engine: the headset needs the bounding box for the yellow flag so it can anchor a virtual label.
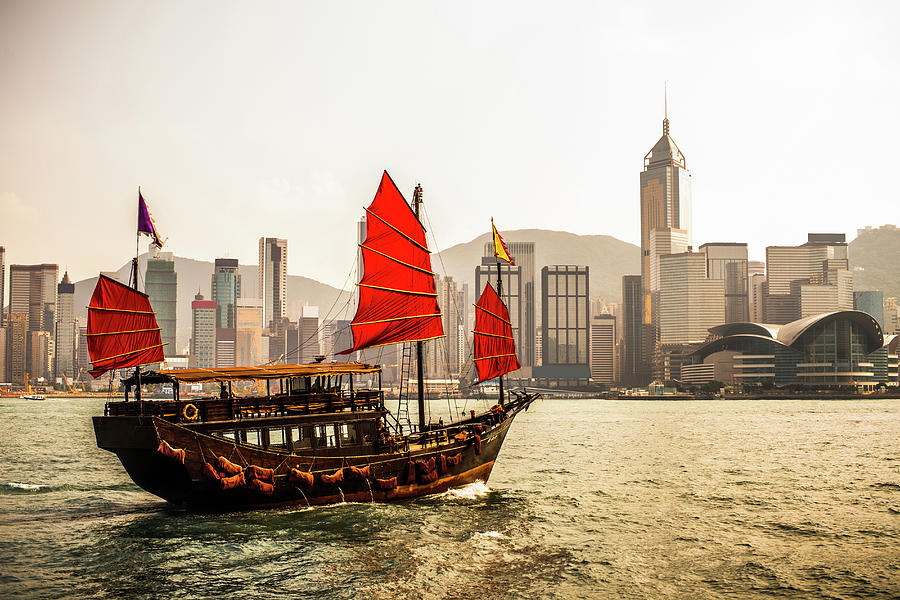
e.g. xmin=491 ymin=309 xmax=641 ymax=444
xmin=491 ymin=218 xmax=515 ymax=265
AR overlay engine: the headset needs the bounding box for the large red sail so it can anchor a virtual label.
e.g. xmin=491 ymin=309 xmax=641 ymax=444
xmin=339 ymin=171 xmax=444 ymax=354
xmin=473 ymin=282 xmax=520 ymax=383
xmin=87 ymin=275 xmax=165 ymax=377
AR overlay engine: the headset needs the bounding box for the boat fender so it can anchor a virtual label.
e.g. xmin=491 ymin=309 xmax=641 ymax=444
xmin=446 ymin=453 xmax=462 ymax=466
xmin=347 ymin=465 xmax=371 ymax=479
xmin=415 ymin=457 xmax=436 ymax=475
xmin=474 ymin=434 xmax=482 ymax=455
xmin=156 ymin=440 xmax=185 ymax=464
xmin=216 ymin=456 xmax=243 ymax=476
xmin=247 ymin=478 xmax=274 ymax=496
xmin=289 ymin=469 xmax=314 ymax=486
xmin=181 ymin=403 xmax=199 ymax=421
xmin=201 ymin=462 xmax=221 ymax=481
xmin=473 ymin=425 xmax=484 ymax=435
xmin=246 ymin=465 xmax=274 ymax=483
xmin=220 ymin=472 xmax=245 ymax=490
xmin=438 ymin=454 xmax=448 ymax=475
xmin=375 ymin=476 xmax=397 ymax=490
xmin=406 ymin=461 xmax=416 ymax=484
xmin=419 ymin=469 xmax=439 ymax=484
xmin=320 ymin=468 xmax=344 ymax=485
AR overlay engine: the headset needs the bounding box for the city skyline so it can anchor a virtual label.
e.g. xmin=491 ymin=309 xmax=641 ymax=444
xmin=2 ymin=2 xmax=898 ymax=289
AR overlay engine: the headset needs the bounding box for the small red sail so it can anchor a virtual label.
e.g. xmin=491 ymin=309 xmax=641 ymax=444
xmin=473 ymin=282 xmax=520 ymax=383
xmin=339 ymin=171 xmax=444 ymax=354
xmin=86 ymin=275 xmax=165 ymax=377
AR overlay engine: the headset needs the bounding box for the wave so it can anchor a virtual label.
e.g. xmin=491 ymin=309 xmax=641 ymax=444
xmin=1 ymin=481 xmax=136 ymax=495
xmin=438 ymin=481 xmax=491 ymax=500
xmin=5 ymin=482 xmax=49 ymax=492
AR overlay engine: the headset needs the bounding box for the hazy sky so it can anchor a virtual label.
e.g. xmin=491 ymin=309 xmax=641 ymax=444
xmin=1 ymin=1 xmax=898 ymax=289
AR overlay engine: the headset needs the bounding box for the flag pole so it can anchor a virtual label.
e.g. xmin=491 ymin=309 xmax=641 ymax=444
xmin=132 ymin=186 xmax=141 ymax=291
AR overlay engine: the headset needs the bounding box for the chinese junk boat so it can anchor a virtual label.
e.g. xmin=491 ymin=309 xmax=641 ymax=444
xmin=91 ymin=176 xmax=538 ymax=509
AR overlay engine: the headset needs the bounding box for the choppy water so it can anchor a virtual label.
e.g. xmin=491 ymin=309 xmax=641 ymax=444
xmin=0 ymin=397 xmax=898 ymax=599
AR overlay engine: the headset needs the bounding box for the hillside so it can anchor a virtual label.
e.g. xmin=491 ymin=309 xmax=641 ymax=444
xmin=434 ymin=229 xmax=640 ymax=305
xmin=849 ymin=226 xmax=900 ymax=298
xmin=74 ymin=254 xmax=352 ymax=353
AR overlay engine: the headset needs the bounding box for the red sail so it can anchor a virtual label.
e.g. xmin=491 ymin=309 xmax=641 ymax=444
xmin=473 ymin=282 xmax=520 ymax=383
xmin=86 ymin=275 xmax=165 ymax=377
xmin=339 ymin=171 xmax=444 ymax=354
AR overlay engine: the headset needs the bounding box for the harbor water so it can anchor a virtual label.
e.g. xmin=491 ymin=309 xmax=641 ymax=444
xmin=0 ymin=397 xmax=898 ymax=599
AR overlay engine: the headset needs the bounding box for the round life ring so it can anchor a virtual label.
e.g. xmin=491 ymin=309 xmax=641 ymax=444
xmin=182 ymin=403 xmax=199 ymax=421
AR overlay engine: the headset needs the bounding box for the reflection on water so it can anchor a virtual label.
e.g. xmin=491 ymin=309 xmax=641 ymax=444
xmin=1 ymin=397 xmax=898 ymax=599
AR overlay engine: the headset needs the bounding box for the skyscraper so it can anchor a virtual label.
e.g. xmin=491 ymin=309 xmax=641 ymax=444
xmin=9 ymin=264 xmax=58 ymax=335
xmin=538 ymin=265 xmax=590 ymax=381
xmin=640 ymin=106 xmax=692 ymax=380
xmin=0 ymin=246 xmax=5 ymax=324
xmin=854 ymin=291 xmax=885 ymax=329
xmin=475 ymin=257 xmax=523 ymax=374
xmin=590 ymin=314 xmax=616 ymax=383
xmin=258 ymin=237 xmax=287 ymax=331
xmin=211 ymin=258 xmax=241 ymax=328
xmin=9 ymin=263 xmax=58 ymax=370
xmin=658 ymin=252 xmax=725 ymax=345
xmin=190 ymin=293 xmax=216 ymax=368
xmin=54 ymin=272 xmax=77 ymax=379
xmin=483 ymin=241 xmax=535 ymax=366
xmin=621 ymin=275 xmax=644 ymax=386
xmin=764 ymin=234 xmax=851 ymax=324
xmin=235 ymin=299 xmax=263 ymax=367
xmin=145 ymin=253 xmax=177 ymax=356
xmin=5 ymin=313 xmax=27 ymax=385
xmin=299 ymin=306 xmax=321 ymax=364
xmin=700 ymin=243 xmax=749 ymax=323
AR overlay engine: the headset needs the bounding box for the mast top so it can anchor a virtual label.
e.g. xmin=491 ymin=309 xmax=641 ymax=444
xmin=412 ymin=183 xmax=423 ymax=219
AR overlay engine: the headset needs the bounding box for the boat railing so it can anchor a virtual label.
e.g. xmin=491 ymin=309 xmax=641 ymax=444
xmin=104 ymin=388 xmax=385 ymax=421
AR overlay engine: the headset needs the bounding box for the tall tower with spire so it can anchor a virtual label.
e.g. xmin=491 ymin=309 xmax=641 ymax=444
xmin=636 ymin=91 xmax=693 ymax=381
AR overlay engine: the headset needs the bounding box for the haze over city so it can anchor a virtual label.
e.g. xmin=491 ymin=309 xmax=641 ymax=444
xmin=2 ymin=1 xmax=898 ymax=288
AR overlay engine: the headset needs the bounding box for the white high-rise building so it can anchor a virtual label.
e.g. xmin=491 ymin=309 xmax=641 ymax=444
xmin=659 ymin=252 xmax=725 ymax=345
xmin=590 ymin=314 xmax=616 ymax=383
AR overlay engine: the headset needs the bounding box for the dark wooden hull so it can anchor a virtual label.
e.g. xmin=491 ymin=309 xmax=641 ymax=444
xmin=92 ymin=400 xmax=532 ymax=510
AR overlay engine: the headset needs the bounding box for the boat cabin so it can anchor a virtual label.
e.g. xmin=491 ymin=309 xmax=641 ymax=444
xmin=105 ymin=363 xmax=392 ymax=455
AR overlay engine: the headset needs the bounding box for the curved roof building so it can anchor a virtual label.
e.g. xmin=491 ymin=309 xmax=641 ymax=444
xmin=685 ymin=311 xmax=895 ymax=386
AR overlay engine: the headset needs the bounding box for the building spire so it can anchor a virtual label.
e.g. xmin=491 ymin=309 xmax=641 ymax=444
xmin=663 ymin=81 xmax=670 ymax=136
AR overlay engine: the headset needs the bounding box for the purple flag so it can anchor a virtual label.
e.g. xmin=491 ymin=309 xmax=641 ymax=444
xmin=137 ymin=189 xmax=164 ymax=248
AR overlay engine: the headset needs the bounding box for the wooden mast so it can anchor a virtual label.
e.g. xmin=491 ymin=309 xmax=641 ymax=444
xmin=496 ymin=261 xmax=504 ymax=407
xmin=412 ymin=183 xmax=426 ymax=432
xmin=133 ymin=187 xmax=142 ymax=408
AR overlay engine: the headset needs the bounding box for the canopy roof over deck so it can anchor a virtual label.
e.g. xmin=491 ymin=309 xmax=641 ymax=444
xmin=122 ymin=363 xmax=381 ymax=386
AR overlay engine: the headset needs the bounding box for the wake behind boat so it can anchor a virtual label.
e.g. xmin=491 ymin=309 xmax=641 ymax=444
xmin=90 ymin=174 xmax=538 ymax=509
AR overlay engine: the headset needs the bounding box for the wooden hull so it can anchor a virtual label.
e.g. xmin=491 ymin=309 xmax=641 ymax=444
xmin=92 ymin=401 xmax=531 ymax=510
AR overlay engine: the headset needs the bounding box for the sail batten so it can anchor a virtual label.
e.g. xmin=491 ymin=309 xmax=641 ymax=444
xmin=472 ymin=282 xmax=520 ymax=383
xmin=87 ymin=275 xmax=165 ymax=377
xmin=339 ymin=171 xmax=444 ymax=355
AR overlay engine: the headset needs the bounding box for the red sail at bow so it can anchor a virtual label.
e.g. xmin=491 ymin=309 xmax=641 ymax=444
xmin=339 ymin=171 xmax=444 ymax=354
xmin=473 ymin=282 xmax=520 ymax=383
xmin=87 ymin=275 xmax=165 ymax=377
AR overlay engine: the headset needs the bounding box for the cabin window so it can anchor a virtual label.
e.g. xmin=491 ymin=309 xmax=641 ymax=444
xmin=245 ymin=430 xmax=260 ymax=446
xmin=317 ymin=424 xmax=336 ymax=448
xmin=269 ymin=427 xmax=285 ymax=448
xmin=290 ymin=426 xmax=313 ymax=449
xmin=357 ymin=421 xmax=376 ymax=442
xmin=339 ymin=423 xmax=358 ymax=445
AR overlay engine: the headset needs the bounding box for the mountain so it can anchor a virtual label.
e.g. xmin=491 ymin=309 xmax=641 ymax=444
xmin=433 ymin=229 xmax=640 ymax=304
xmin=849 ymin=226 xmax=900 ymax=299
xmin=71 ymin=229 xmax=640 ymax=351
xmin=74 ymin=253 xmax=352 ymax=352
